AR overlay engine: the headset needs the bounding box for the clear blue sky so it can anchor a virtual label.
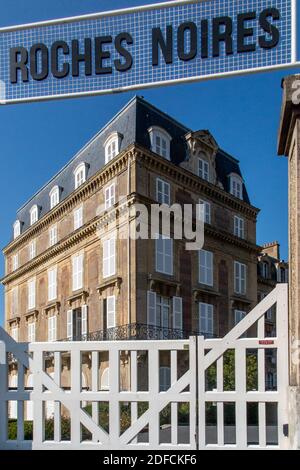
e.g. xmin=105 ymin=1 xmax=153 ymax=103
xmin=0 ymin=0 xmax=298 ymax=326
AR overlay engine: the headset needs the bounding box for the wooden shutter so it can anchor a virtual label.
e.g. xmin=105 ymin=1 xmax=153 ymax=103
xmin=107 ymin=296 xmax=116 ymax=329
xmin=147 ymin=291 xmax=156 ymax=326
xmin=67 ymin=310 xmax=73 ymax=340
xmin=173 ymin=297 xmax=183 ymax=330
xmin=82 ymin=305 xmax=88 ymax=336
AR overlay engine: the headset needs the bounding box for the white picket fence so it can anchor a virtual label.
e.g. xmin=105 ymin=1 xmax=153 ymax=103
xmin=0 ymin=284 xmax=289 ymax=450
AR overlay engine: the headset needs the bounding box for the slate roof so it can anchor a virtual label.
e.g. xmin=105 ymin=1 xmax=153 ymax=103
xmin=15 ymin=95 xmax=251 ymax=237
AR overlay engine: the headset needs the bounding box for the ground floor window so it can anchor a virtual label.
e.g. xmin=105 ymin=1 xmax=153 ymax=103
xmin=199 ymin=302 xmax=214 ymax=337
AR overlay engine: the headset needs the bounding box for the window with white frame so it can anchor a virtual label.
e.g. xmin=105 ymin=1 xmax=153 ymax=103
xmin=28 ymin=279 xmax=36 ymax=311
xmin=198 ymin=158 xmax=209 ymax=181
xmin=146 ymin=292 xmax=182 ymax=333
xmin=156 ymin=295 xmax=171 ymax=329
xmin=156 ymin=178 xmax=170 ymax=205
xmin=106 ymin=296 xmax=116 ymax=329
xmin=11 ymin=326 xmax=19 ymax=342
xmin=199 ymin=200 xmax=211 ymax=224
xmin=234 ymin=216 xmax=245 ymax=239
xmin=159 ymin=367 xmax=171 ymax=392
xmin=103 ymin=238 xmax=116 ymax=278
xmin=48 ymin=267 xmax=57 ymax=302
xmin=29 ymin=240 xmax=36 ymax=260
xmin=105 ymin=183 xmax=115 ymax=209
xmin=74 ymin=163 xmax=87 ymax=189
xmin=234 ymin=309 xmax=246 ymax=325
xmin=199 ymin=249 xmax=213 ymax=286
xmin=12 ymin=287 xmax=18 ymax=316
xmin=234 ymin=261 xmax=247 ymax=295
xmin=199 ymin=303 xmax=214 ymax=337
xmin=49 ymin=225 xmax=58 ymax=247
xmin=49 ymin=186 xmax=60 ymax=209
xmin=12 ymin=254 xmax=19 ymax=271
xmin=48 ymin=316 xmax=57 ymax=342
xmin=74 ymin=206 xmax=83 ymax=230
xmin=105 ymin=133 xmax=121 ymax=164
xmin=13 ymin=220 xmax=21 ymax=239
xmin=28 ymin=322 xmax=36 ymax=342
xmin=72 ymin=253 xmax=84 ymax=291
xmin=155 ymin=235 xmax=173 ymax=275
xmin=148 ymin=126 xmax=171 ymax=160
xmin=30 ymin=205 xmax=38 ymax=226
xmin=230 ymin=175 xmax=243 ymax=200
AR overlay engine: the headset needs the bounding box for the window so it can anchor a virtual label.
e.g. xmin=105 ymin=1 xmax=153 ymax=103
xmin=234 ymin=310 xmax=246 ymax=325
xmin=148 ymin=126 xmax=171 ymax=160
xmin=106 ymin=296 xmax=116 ymax=329
xmin=72 ymin=253 xmax=84 ymax=291
xmin=12 ymin=254 xmax=19 ymax=271
xmin=234 ymin=216 xmax=245 ymax=239
xmin=199 ymin=303 xmax=214 ymax=337
xmin=30 ymin=205 xmax=38 ymax=226
xmin=74 ymin=162 xmax=87 ymax=189
xmin=198 ymin=159 xmax=209 ymax=181
xmin=74 ymin=206 xmax=83 ymax=230
xmin=105 ymin=183 xmax=115 ymax=209
xmin=48 ymin=267 xmax=57 ymax=302
xmin=262 ymin=262 xmax=269 ymax=279
xmin=29 ymin=240 xmax=36 ymax=260
xmin=49 ymin=225 xmax=58 ymax=247
xmin=147 ymin=292 xmax=183 ymax=333
xmin=234 ymin=261 xmax=247 ymax=295
xmin=280 ymin=267 xmax=287 ymax=283
xmin=230 ymin=175 xmax=243 ymax=199
xmin=28 ymin=322 xmax=36 ymax=342
xmin=105 ymin=133 xmax=122 ymax=164
xmin=199 ymin=200 xmax=211 ymax=224
xmin=199 ymin=249 xmax=213 ymax=286
xmin=48 ymin=316 xmax=57 ymax=342
xmin=100 ymin=368 xmax=110 ymax=390
xmin=156 ymin=178 xmax=170 ymax=205
xmin=13 ymin=220 xmax=21 ymax=239
xmin=12 ymin=287 xmax=18 ymax=316
xmin=155 ymin=235 xmax=173 ymax=275
xmin=159 ymin=367 xmax=171 ymax=392
xmin=28 ymin=279 xmax=36 ymax=311
xmin=103 ymin=238 xmax=116 ymax=278
xmin=156 ymin=295 xmax=171 ymax=329
xmin=11 ymin=326 xmax=19 ymax=342
xmin=49 ymin=186 xmax=60 ymax=209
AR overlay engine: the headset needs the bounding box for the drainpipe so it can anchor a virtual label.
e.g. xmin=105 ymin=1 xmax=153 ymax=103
xmin=127 ymin=154 xmax=132 ymax=326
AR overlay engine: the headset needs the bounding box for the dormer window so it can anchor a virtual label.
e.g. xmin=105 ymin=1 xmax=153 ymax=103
xmin=104 ymin=132 xmax=122 ymax=164
xmin=230 ymin=174 xmax=243 ymax=200
xmin=74 ymin=163 xmax=87 ymax=189
xmin=198 ymin=158 xmax=209 ymax=181
xmin=30 ymin=205 xmax=39 ymax=226
xmin=49 ymin=186 xmax=60 ymax=209
xmin=148 ymin=126 xmax=171 ymax=160
xmin=13 ymin=220 xmax=21 ymax=239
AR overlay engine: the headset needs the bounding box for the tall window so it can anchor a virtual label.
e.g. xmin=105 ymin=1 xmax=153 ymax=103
xmin=156 ymin=295 xmax=171 ymax=329
xmin=156 ymin=178 xmax=170 ymax=205
xmin=262 ymin=262 xmax=269 ymax=279
xmin=234 ymin=261 xmax=247 ymax=295
xmin=74 ymin=163 xmax=87 ymax=189
xmin=12 ymin=287 xmax=18 ymax=316
xmin=105 ymin=183 xmax=115 ymax=209
xmin=11 ymin=326 xmax=19 ymax=342
xmin=49 ymin=225 xmax=58 ymax=247
xmin=30 ymin=205 xmax=38 ymax=226
xmin=72 ymin=253 xmax=84 ymax=291
xmin=13 ymin=220 xmax=21 ymax=239
xmin=28 ymin=322 xmax=36 ymax=342
xmin=148 ymin=127 xmax=171 ymax=160
xmin=103 ymin=238 xmax=116 ymax=278
xmin=234 ymin=216 xmax=245 ymax=239
xmin=48 ymin=316 xmax=57 ymax=342
xmin=106 ymin=296 xmax=116 ymax=329
xmin=49 ymin=186 xmax=60 ymax=209
xmin=74 ymin=206 xmax=83 ymax=230
xmin=234 ymin=310 xmax=246 ymax=325
xmin=155 ymin=235 xmax=173 ymax=276
xmin=199 ymin=249 xmax=213 ymax=286
xmin=199 ymin=303 xmax=214 ymax=337
xmin=198 ymin=159 xmax=209 ymax=181
xmin=12 ymin=254 xmax=19 ymax=271
xmin=230 ymin=175 xmax=243 ymax=200
xmin=48 ymin=267 xmax=57 ymax=302
xmin=28 ymin=279 xmax=36 ymax=311
xmin=147 ymin=292 xmax=183 ymax=332
xmin=29 ymin=240 xmax=36 ymax=260
xmin=105 ymin=133 xmax=121 ymax=164
xmin=199 ymin=200 xmax=211 ymax=224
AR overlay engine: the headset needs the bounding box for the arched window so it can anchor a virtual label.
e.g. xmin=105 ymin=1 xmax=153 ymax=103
xmin=262 ymin=262 xmax=269 ymax=279
xmin=49 ymin=186 xmax=60 ymax=209
xmin=148 ymin=126 xmax=171 ymax=160
xmin=100 ymin=367 xmax=110 ymax=390
xmin=30 ymin=205 xmax=39 ymax=226
xmin=229 ymin=174 xmax=243 ymax=200
xmin=74 ymin=163 xmax=87 ymax=189
xmin=13 ymin=220 xmax=21 ymax=239
xmin=104 ymin=132 xmax=122 ymax=164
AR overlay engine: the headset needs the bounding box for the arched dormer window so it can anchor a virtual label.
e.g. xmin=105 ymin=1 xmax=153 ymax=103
xmin=13 ymin=220 xmax=21 ymax=239
xmin=49 ymin=186 xmax=60 ymax=209
xmin=148 ymin=126 xmax=171 ymax=160
xmin=262 ymin=262 xmax=269 ymax=279
xmin=30 ymin=205 xmax=39 ymax=226
xmin=229 ymin=173 xmax=243 ymax=200
xmin=74 ymin=162 xmax=87 ymax=189
xmin=104 ymin=132 xmax=122 ymax=164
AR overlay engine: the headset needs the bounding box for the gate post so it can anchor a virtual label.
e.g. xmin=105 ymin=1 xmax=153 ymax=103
xmin=278 ymin=75 xmax=300 ymax=449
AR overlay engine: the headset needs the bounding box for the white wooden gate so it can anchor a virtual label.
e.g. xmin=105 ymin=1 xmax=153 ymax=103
xmin=0 ymin=284 xmax=289 ymax=450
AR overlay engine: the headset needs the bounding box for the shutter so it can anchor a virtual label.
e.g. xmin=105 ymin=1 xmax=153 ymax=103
xmin=173 ymin=297 xmax=183 ymax=330
xmin=82 ymin=305 xmax=88 ymax=336
xmin=147 ymin=291 xmax=156 ymax=326
xmin=107 ymin=296 xmax=116 ymax=329
xmin=67 ymin=310 xmax=73 ymax=340
xmin=53 ymin=316 xmax=57 ymax=342
xmin=110 ymin=239 xmax=116 ymax=276
xmin=48 ymin=317 xmax=52 ymax=342
xmin=103 ymin=240 xmax=108 ymax=278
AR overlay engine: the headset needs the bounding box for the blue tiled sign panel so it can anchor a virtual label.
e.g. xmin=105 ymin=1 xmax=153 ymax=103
xmin=0 ymin=0 xmax=293 ymax=103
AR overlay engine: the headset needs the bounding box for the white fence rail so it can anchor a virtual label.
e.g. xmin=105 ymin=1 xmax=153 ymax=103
xmin=0 ymin=284 xmax=289 ymax=450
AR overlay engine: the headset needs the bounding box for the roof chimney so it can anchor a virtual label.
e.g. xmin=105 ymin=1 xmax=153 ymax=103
xmin=261 ymin=241 xmax=280 ymax=261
